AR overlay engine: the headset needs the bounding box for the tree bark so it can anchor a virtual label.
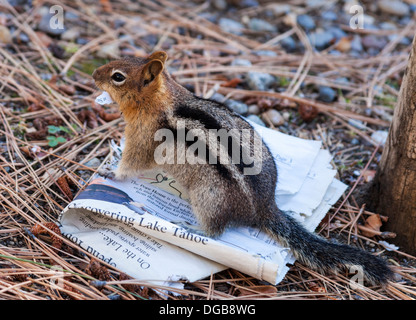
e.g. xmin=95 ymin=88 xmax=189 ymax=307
xmin=364 ymin=35 xmax=416 ymax=255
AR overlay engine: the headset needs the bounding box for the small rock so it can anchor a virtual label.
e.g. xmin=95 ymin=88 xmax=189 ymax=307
xmin=248 ymin=18 xmax=277 ymax=32
xmin=280 ymin=36 xmax=296 ymax=52
xmin=348 ymin=119 xmax=367 ymax=130
xmin=321 ymin=11 xmax=338 ymax=21
xmin=299 ymin=104 xmax=318 ymax=122
xmin=248 ymin=104 xmax=260 ymax=114
xmin=84 ymin=158 xmax=101 ymax=168
xmin=198 ymin=12 xmax=218 ymax=24
xmin=296 ymin=14 xmax=315 ymax=31
xmin=61 ymin=27 xmax=80 ymax=41
xmin=361 ymin=35 xmax=388 ymax=50
xmin=263 ymin=109 xmax=284 ymax=126
xmin=252 ymin=50 xmax=277 ymax=57
xmin=269 ymin=4 xmax=291 ymax=16
xmin=327 ymin=26 xmax=347 ymax=40
xmin=240 ymin=0 xmax=259 ymax=7
xmin=308 ymin=31 xmax=334 ymax=50
xmin=231 ymin=58 xmax=252 ymax=67
xmin=225 ymin=99 xmax=248 ymax=114
xmin=373 ymin=108 xmax=393 ymax=122
xmin=212 ymin=0 xmax=227 ymax=10
xmin=141 ymin=34 xmax=158 ymax=46
xmin=246 ymin=72 xmax=275 ymax=91
xmin=64 ymin=11 xmax=79 ymax=21
xmin=306 ymin=0 xmax=326 ymax=8
xmin=318 ymin=86 xmax=336 ymax=102
xmin=378 ymin=0 xmax=409 ymax=16
xmin=246 ymin=114 xmax=265 ymax=126
xmin=97 ymin=42 xmax=120 ymax=59
xmin=219 ymin=18 xmax=245 ymax=35
xmin=76 ymin=38 xmax=88 ymax=45
xmin=379 ymin=22 xmax=397 ymax=30
xmin=335 ymin=77 xmax=350 ymax=93
xmin=17 ymin=32 xmax=30 ymax=43
xmin=210 ymin=93 xmax=225 ymax=103
xmin=371 ymin=130 xmax=389 ymax=146
xmin=8 ymin=0 xmax=32 ymax=9
xmin=328 ymin=50 xmax=342 ymax=56
xmin=350 ymin=35 xmax=363 ymax=52
xmin=282 ymin=111 xmax=291 ymax=121
xmin=0 ymin=25 xmax=12 ymax=43
xmin=363 ymin=14 xmax=376 ymax=28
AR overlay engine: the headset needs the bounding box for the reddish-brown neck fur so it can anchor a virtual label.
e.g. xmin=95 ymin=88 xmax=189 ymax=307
xmin=120 ymin=75 xmax=171 ymax=126
xmin=92 ymin=51 xmax=190 ymax=134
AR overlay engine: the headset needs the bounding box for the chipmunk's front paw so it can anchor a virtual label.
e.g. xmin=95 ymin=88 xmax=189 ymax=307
xmin=114 ymin=170 xmax=128 ymax=181
xmin=97 ymin=167 xmax=129 ymax=181
xmin=97 ymin=167 xmax=116 ymax=180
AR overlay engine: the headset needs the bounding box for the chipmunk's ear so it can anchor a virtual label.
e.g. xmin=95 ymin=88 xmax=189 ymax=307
xmin=142 ymin=59 xmax=164 ymax=87
xmin=148 ymin=51 xmax=168 ymax=63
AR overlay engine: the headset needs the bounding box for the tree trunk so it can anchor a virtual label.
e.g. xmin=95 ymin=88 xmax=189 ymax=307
xmin=364 ymin=35 xmax=416 ymax=255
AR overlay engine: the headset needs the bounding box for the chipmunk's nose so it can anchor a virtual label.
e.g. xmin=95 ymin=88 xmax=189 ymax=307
xmin=92 ymin=69 xmax=97 ymax=79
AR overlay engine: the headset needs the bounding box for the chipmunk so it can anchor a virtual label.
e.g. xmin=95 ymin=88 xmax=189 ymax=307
xmin=92 ymin=51 xmax=392 ymax=285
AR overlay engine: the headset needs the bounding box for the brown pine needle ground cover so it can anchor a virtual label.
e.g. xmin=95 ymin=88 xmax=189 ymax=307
xmin=0 ymin=0 xmax=415 ymax=300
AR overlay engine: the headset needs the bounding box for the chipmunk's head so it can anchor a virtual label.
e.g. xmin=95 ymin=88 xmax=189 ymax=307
xmin=92 ymin=51 xmax=169 ymax=117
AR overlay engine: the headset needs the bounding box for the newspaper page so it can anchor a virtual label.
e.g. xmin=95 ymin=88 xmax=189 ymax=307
xmin=59 ymin=119 xmax=347 ymax=286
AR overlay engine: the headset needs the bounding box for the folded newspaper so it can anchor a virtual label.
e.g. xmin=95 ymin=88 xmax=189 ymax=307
xmin=59 ymin=119 xmax=347 ymax=288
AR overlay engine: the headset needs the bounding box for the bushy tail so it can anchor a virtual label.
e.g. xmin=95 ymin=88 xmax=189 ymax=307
xmin=266 ymin=210 xmax=393 ymax=285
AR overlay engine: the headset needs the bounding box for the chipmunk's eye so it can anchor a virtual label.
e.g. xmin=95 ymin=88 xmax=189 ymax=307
xmin=111 ymin=72 xmax=126 ymax=83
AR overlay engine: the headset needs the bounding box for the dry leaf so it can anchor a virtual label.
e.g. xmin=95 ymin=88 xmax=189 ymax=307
xmin=361 ymin=170 xmax=376 ymax=183
xmin=221 ymin=78 xmax=242 ymax=88
xmin=93 ymin=104 xmax=121 ymax=122
xmin=27 ymin=103 xmax=44 ymax=112
xmin=99 ymin=109 xmax=120 ymax=121
xmin=85 ymin=259 xmax=111 ymax=281
xmin=56 ymin=175 xmax=73 ymax=201
xmin=45 ymin=116 xmax=63 ymax=127
xmin=20 ymin=146 xmax=32 ymax=157
xmin=33 ymin=118 xmax=47 ymax=131
xmin=62 ymin=282 xmax=82 ymax=299
xmin=26 ymin=128 xmax=47 ymax=140
xmin=58 ymin=84 xmax=76 ymax=96
xmin=119 ymin=272 xmax=140 ymax=293
xmin=31 ymin=222 xmax=63 ymax=250
xmin=335 ymin=36 xmax=352 ymax=53
xmin=78 ymin=109 xmax=98 ymax=128
xmin=100 ymin=112 xmax=120 ymax=122
xmin=308 ymin=282 xmax=327 ymax=293
xmin=362 ymin=214 xmax=383 ymax=237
